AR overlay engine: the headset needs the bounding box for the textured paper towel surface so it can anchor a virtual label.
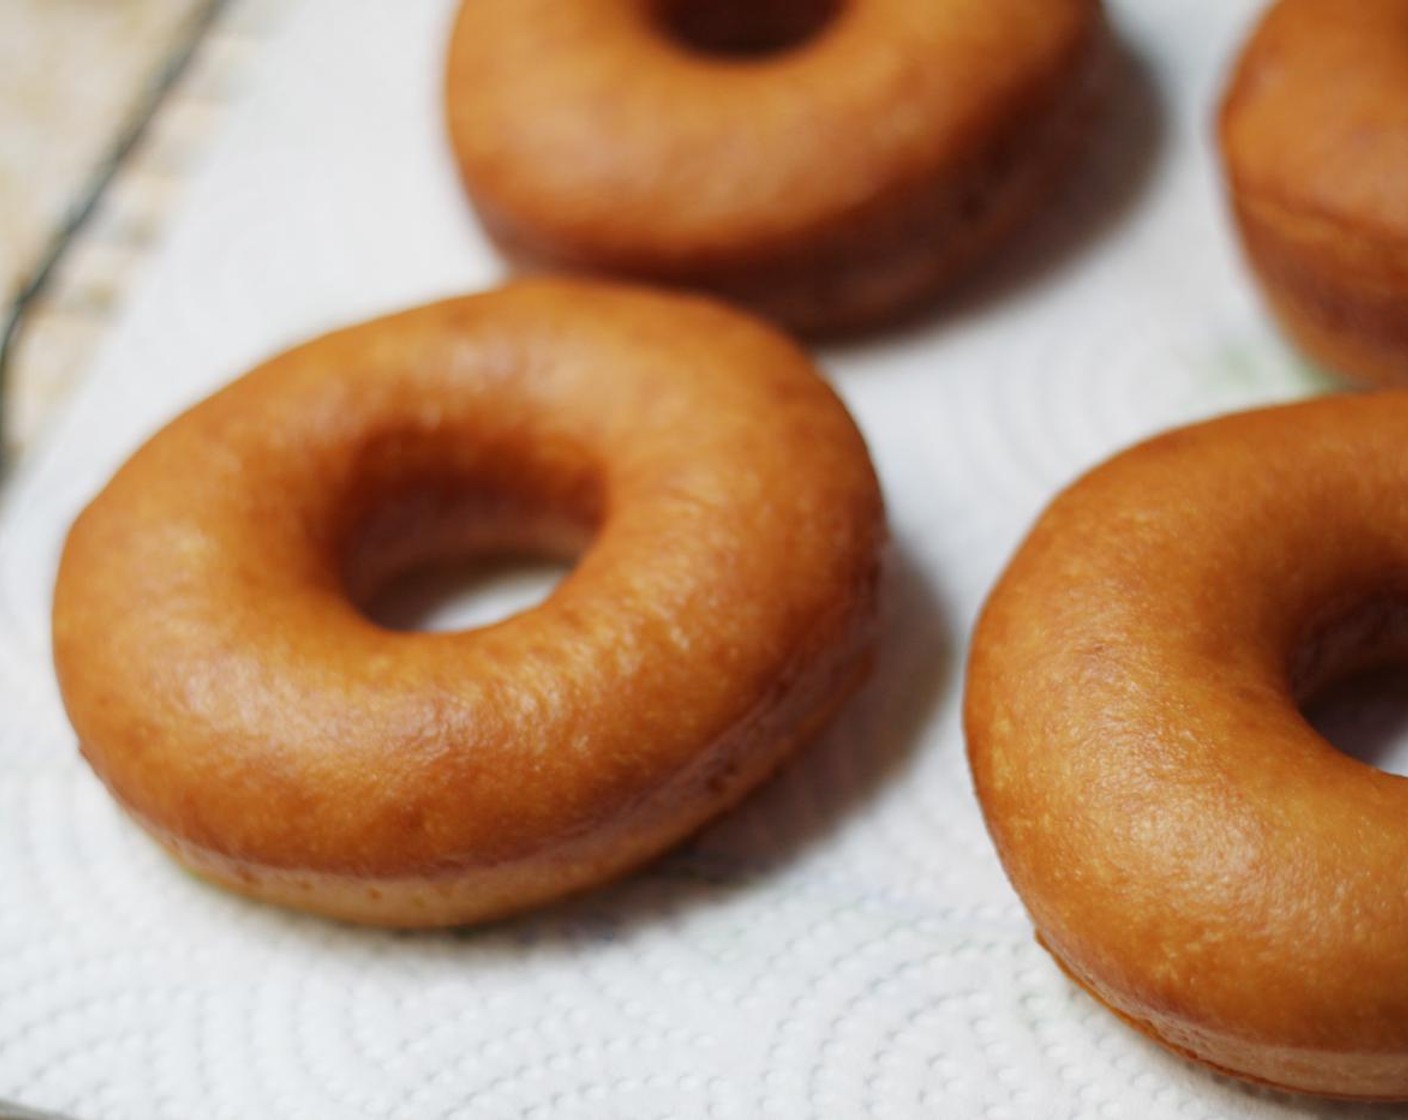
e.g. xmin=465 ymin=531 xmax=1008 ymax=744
xmin=0 ymin=1 xmax=1397 ymax=1117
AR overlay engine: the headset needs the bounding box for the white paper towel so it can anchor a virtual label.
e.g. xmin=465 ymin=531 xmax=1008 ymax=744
xmin=0 ymin=1 xmax=1393 ymax=1117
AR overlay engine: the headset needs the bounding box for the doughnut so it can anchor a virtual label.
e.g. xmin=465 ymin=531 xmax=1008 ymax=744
xmin=1220 ymin=0 xmax=1408 ymax=386
xmin=966 ymin=394 xmax=1408 ymax=1099
xmin=444 ymin=0 xmax=1107 ymax=336
xmin=52 ymin=279 xmax=885 ymax=928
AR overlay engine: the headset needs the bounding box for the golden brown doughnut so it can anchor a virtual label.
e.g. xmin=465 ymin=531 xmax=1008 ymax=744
xmin=445 ymin=0 xmax=1106 ymax=336
xmin=966 ymin=394 xmax=1408 ymax=1099
xmin=52 ymin=279 xmax=885 ymax=928
xmin=1220 ymin=0 xmax=1408 ymax=386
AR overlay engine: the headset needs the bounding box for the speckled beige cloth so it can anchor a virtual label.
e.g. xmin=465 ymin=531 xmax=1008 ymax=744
xmin=0 ymin=0 xmax=280 ymax=456
xmin=0 ymin=0 xmax=202 ymax=297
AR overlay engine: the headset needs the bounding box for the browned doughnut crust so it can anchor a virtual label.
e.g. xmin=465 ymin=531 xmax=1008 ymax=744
xmin=52 ymin=279 xmax=886 ymax=928
xmin=1220 ymin=0 xmax=1408 ymax=386
xmin=965 ymin=394 xmax=1408 ymax=1099
xmin=444 ymin=0 xmax=1107 ymax=336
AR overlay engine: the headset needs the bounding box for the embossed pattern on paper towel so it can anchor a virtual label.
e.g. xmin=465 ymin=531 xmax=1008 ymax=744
xmin=0 ymin=0 xmax=1385 ymax=1117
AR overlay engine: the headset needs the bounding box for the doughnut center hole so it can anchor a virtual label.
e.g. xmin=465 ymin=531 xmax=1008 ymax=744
xmin=1295 ymin=599 xmax=1408 ymax=777
xmin=654 ymin=0 xmax=843 ymax=59
xmin=341 ymin=462 xmax=599 ymax=635
xmin=1304 ymin=665 xmax=1408 ymax=778
xmin=361 ymin=552 xmax=574 ymax=633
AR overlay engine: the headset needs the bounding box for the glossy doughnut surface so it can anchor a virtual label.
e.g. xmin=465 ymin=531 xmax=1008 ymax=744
xmin=53 ymin=279 xmax=885 ymax=927
xmin=1221 ymin=0 xmax=1408 ymax=386
xmin=967 ymin=394 xmax=1408 ymax=1098
xmin=446 ymin=0 xmax=1106 ymax=335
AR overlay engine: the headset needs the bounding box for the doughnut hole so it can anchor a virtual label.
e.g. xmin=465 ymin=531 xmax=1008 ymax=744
xmin=652 ymin=0 xmax=844 ymax=59
xmin=333 ymin=426 xmax=602 ymax=634
xmin=362 ymin=553 xmax=576 ymax=633
xmin=1292 ymin=597 xmax=1408 ymax=777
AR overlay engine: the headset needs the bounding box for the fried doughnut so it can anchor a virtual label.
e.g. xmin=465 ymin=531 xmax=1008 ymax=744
xmin=1220 ymin=0 xmax=1408 ymax=386
xmin=966 ymin=394 xmax=1408 ymax=1099
xmin=444 ymin=0 xmax=1106 ymax=336
xmin=52 ymin=279 xmax=885 ymax=928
